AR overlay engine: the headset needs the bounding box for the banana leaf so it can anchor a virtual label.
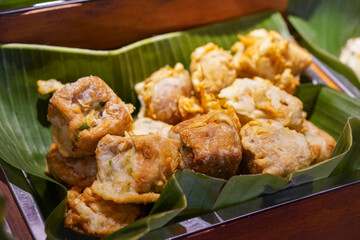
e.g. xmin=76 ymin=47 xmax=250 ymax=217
xmin=287 ymin=0 xmax=360 ymax=90
xmin=0 ymin=10 xmax=360 ymax=240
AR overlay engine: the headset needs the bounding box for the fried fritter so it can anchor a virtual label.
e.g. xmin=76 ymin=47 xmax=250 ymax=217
xmin=232 ymin=29 xmax=312 ymax=94
xmin=171 ymin=109 xmax=242 ymax=179
xmin=178 ymin=96 xmax=204 ymax=120
xmin=135 ymin=63 xmax=192 ymax=124
xmin=91 ymin=134 xmax=181 ymax=204
xmin=46 ymin=144 xmax=97 ymax=188
xmin=65 ymin=187 xmax=145 ymax=237
xmin=130 ymin=117 xmax=172 ymax=138
xmin=241 ymin=119 xmax=313 ymax=177
xmin=303 ymin=120 xmax=336 ymax=164
xmin=218 ymin=77 xmax=305 ymax=131
xmin=48 ymin=76 xmax=133 ymax=158
xmin=340 ymin=37 xmax=360 ymax=78
xmin=190 ymin=42 xmax=237 ymax=95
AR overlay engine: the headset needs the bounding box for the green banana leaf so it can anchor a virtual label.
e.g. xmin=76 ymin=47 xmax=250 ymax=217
xmin=287 ymin=0 xmax=360 ymax=90
xmin=1 ymin=10 xmax=360 ymax=240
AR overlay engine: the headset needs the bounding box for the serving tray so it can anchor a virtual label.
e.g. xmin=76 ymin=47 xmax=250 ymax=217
xmin=1 ymin=9 xmax=360 ymax=240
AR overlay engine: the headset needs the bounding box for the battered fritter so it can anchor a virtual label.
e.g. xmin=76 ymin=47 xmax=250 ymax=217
xmin=232 ymin=29 xmax=312 ymax=94
xmin=171 ymin=109 xmax=243 ymax=179
xmin=91 ymin=134 xmax=181 ymax=204
xmin=241 ymin=119 xmax=313 ymax=177
xmin=178 ymin=96 xmax=204 ymax=120
xmin=130 ymin=117 xmax=172 ymax=138
xmin=190 ymin=42 xmax=236 ymax=95
xmin=303 ymin=120 xmax=336 ymax=164
xmin=46 ymin=144 xmax=97 ymax=188
xmin=48 ymin=76 xmax=134 ymax=158
xmin=37 ymin=79 xmax=67 ymax=95
xmin=65 ymin=187 xmax=145 ymax=237
xmin=218 ymin=77 xmax=305 ymax=131
xmin=135 ymin=63 xmax=192 ymax=124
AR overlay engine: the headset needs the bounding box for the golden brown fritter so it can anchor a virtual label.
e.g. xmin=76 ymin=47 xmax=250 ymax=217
xmin=218 ymin=77 xmax=305 ymax=131
xmin=190 ymin=42 xmax=237 ymax=95
xmin=171 ymin=109 xmax=242 ymax=179
xmin=37 ymin=79 xmax=67 ymax=95
xmin=135 ymin=63 xmax=192 ymax=124
xmin=178 ymin=96 xmax=204 ymax=120
xmin=48 ymin=76 xmax=134 ymax=158
xmin=46 ymin=144 xmax=97 ymax=188
xmin=91 ymin=134 xmax=181 ymax=204
xmin=130 ymin=117 xmax=172 ymax=138
xmin=232 ymin=29 xmax=312 ymax=94
xmin=240 ymin=119 xmax=313 ymax=177
xmin=130 ymin=118 xmax=183 ymax=149
xmin=65 ymin=187 xmax=145 ymax=237
xmin=303 ymin=120 xmax=336 ymax=164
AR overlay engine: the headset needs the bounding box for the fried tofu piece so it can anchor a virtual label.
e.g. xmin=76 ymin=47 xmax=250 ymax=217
xmin=135 ymin=63 xmax=192 ymax=124
xmin=241 ymin=119 xmax=313 ymax=177
xmin=303 ymin=120 xmax=336 ymax=164
xmin=218 ymin=77 xmax=305 ymax=131
xmin=130 ymin=117 xmax=172 ymax=138
xmin=171 ymin=109 xmax=242 ymax=179
xmin=232 ymin=29 xmax=312 ymax=94
xmin=190 ymin=43 xmax=237 ymax=95
xmin=91 ymin=134 xmax=181 ymax=204
xmin=48 ymin=76 xmax=133 ymax=158
xmin=65 ymin=187 xmax=145 ymax=237
xmin=46 ymin=144 xmax=97 ymax=188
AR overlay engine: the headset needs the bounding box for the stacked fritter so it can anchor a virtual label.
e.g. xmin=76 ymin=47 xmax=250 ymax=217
xmin=43 ymin=29 xmax=336 ymax=237
xmin=45 ymin=76 xmax=181 ymax=237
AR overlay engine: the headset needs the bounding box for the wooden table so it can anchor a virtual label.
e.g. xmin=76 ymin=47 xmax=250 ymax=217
xmin=0 ymin=165 xmax=37 ymax=240
xmin=180 ymin=181 xmax=360 ymax=240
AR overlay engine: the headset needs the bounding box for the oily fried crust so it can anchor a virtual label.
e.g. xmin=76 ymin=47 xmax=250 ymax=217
xmin=240 ymin=119 xmax=312 ymax=177
xmin=64 ymin=187 xmax=145 ymax=237
xmin=303 ymin=120 xmax=336 ymax=164
xmin=219 ymin=78 xmax=305 ymax=131
xmin=130 ymin=117 xmax=172 ymax=138
xmin=231 ymin=29 xmax=312 ymax=94
xmin=172 ymin=109 xmax=243 ymax=179
xmin=190 ymin=43 xmax=236 ymax=95
xmin=92 ymin=134 xmax=181 ymax=204
xmin=48 ymin=76 xmax=133 ymax=158
xmin=135 ymin=63 xmax=192 ymax=124
xmin=46 ymin=144 xmax=97 ymax=188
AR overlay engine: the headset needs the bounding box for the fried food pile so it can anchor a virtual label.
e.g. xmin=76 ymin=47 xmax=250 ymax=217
xmin=41 ymin=29 xmax=336 ymax=237
xmin=44 ymin=76 xmax=180 ymax=237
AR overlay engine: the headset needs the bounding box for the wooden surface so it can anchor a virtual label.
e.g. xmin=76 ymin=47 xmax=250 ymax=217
xmin=0 ymin=169 xmax=33 ymax=240
xmin=180 ymin=182 xmax=360 ymax=240
xmin=0 ymin=0 xmax=287 ymax=50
